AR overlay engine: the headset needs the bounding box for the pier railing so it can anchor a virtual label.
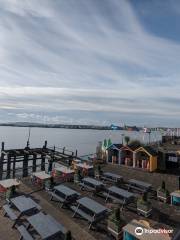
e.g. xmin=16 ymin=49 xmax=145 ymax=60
xmin=0 ymin=141 xmax=79 ymax=180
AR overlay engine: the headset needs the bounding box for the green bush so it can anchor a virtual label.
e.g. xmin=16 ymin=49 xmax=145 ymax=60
xmin=65 ymin=231 xmax=72 ymax=240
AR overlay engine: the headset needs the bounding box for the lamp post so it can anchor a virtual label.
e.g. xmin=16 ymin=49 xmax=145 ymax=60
xmin=121 ymin=133 xmax=124 ymax=145
xmin=147 ymin=129 xmax=151 ymax=144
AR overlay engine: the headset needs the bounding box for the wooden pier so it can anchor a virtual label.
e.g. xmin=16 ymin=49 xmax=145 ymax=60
xmin=0 ymin=141 xmax=79 ymax=180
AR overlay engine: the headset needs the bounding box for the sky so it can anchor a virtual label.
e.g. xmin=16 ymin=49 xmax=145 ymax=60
xmin=0 ymin=0 xmax=180 ymax=127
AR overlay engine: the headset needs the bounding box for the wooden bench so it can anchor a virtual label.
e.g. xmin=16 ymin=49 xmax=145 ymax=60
xmin=3 ymin=204 xmax=18 ymax=227
xmin=103 ymin=192 xmax=125 ymax=204
xmin=79 ymin=183 xmax=94 ymax=191
xmin=103 ymin=192 xmax=127 ymax=211
xmin=50 ymin=191 xmax=66 ymax=207
xmin=17 ymin=225 xmax=34 ymax=240
xmin=128 ymin=184 xmax=146 ymax=192
xmin=71 ymin=206 xmax=94 ymax=228
xmin=101 ymin=176 xmax=117 ymax=183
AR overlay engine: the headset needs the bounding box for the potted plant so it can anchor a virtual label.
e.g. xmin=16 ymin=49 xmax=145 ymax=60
xmin=108 ymin=208 xmax=125 ymax=239
xmin=44 ymin=177 xmax=54 ymax=191
xmin=157 ymin=181 xmax=170 ymax=203
xmin=65 ymin=230 xmax=72 ymax=240
xmin=6 ymin=186 xmax=16 ymax=202
xmin=74 ymin=169 xmax=82 ymax=184
xmin=124 ymin=136 xmax=130 ymax=146
xmin=137 ymin=192 xmax=152 ymax=217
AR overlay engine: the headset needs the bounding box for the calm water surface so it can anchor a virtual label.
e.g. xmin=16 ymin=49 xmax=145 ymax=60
xmin=0 ymin=127 xmax=162 ymax=155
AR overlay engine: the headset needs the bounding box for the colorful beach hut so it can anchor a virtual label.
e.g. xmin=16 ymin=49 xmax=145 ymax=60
xmin=133 ymin=146 xmax=157 ymax=172
xmin=106 ymin=144 xmax=123 ymax=165
xmin=119 ymin=145 xmax=135 ymax=166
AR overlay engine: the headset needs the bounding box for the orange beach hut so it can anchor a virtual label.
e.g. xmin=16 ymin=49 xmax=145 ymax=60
xmin=133 ymin=146 xmax=157 ymax=172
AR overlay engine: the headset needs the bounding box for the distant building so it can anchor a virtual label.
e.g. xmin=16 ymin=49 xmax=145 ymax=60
xmin=157 ymin=146 xmax=180 ymax=171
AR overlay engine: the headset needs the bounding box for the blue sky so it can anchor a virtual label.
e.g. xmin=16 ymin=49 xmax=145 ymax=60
xmin=0 ymin=0 xmax=180 ymax=127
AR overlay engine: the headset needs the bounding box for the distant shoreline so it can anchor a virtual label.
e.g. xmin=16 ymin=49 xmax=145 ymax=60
xmin=0 ymin=123 xmax=141 ymax=131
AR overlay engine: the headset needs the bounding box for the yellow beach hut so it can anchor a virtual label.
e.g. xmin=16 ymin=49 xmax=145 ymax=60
xmin=133 ymin=146 xmax=157 ymax=172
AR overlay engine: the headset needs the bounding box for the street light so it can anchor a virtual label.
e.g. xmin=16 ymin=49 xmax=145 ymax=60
xmin=121 ymin=133 xmax=124 ymax=145
xmin=147 ymin=129 xmax=151 ymax=144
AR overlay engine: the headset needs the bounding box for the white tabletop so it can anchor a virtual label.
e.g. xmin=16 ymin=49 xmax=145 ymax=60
xmin=32 ymin=171 xmax=51 ymax=180
xmin=54 ymin=166 xmax=74 ymax=174
xmin=0 ymin=179 xmax=20 ymax=189
xmin=76 ymin=163 xmax=93 ymax=169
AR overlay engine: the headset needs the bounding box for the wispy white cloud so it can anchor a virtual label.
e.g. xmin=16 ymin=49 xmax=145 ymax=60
xmin=0 ymin=0 xmax=179 ymax=126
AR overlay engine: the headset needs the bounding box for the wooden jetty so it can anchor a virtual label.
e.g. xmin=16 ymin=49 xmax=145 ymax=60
xmin=0 ymin=141 xmax=79 ymax=180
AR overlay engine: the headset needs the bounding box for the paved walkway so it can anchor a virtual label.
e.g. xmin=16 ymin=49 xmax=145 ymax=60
xmin=0 ymin=208 xmax=19 ymax=240
xmin=0 ymin=182 xmax=97 ymax=240
xmin=103 ymin=164 xmax=179 ymax=192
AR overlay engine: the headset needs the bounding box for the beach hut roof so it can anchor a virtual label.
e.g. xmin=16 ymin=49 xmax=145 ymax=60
xmin=120 ymin=145 xmax=138 ymax=151
xmin=120 ymin=145 xmax=133 ymax=151
xmin=135 ymin=146 xmax=157 ymax=156
xmin=106 ymin=143 xmax=122 ymax=150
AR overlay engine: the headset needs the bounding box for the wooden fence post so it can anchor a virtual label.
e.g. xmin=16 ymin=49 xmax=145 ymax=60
xmin=32 ymin=154 xmax=37 ymax=172
xmin=0 ymin=142 xmax=5 ymax=180
xmin=41 ymin=154 xmax=46 ymax=171
xmin=12 ymin=155 xmax=16 ymax=178
xmin=6 ymin=154 xmax=11 ymax=179
xmin=41 ymin=141 xmax=47 ymax=171
xmin=23 ymin=154 xmax=28 ymax=177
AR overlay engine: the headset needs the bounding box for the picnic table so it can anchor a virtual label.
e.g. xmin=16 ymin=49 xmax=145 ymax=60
xmin=50 ymin=184 xmax=80 ymax=208
xmin=127 ymin=179 xmax=152 ymax=192
xmin=0 ymin=179 xmax=20 ymax=190
xmin=72 ymin=197 xmax=108 ymax=229
xmin=101 ymin=172 xmax=123 ymax=183
xmin=11 ymin=195 xmax=41 ymax=214
xmin=27 ymin=212 xmax=66 ymax=239
xmin=80 ymin=177 xmax=104 ymax=194
xmin=75 ymin=163 xmax=94 ymax=176
xmin=76 ymin=163 xmax=93 ymax=169
xmin=10 ymin=195 xmax=41 ymax=226
xmin=104 ymin=186 xmax=134 ymax=210
xmin=53 ymin=166 xmax=74 ymax=181
xmin=31 ymin=171 xmax=51 ymax=188
xmin=31 ymin=171 xmax=51 ymax=180
xmin=0 ymin=179 xmax=20 ymax=199
xmin=54 ymin=166 xmax=74 ymax=174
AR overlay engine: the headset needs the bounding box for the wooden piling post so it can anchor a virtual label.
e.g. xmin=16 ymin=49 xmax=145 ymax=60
xmin=0 ymin=142 xmax=5 ymax=180
xmin=41 ymin=154 xmax=46 ymax=171
xmin=23 ymin=153 xmax=28 ymax=177
xmin=41 ymin=141 xmax=47 ymax=171
xmin=32 ymin=154 xmax=37 ymax=172
xmin=12 ymin=155 xmax=16 ymax=178
xmin=6 ymin=154 xmax=11 ymax=179
xmin=44 ymin=140 xmax=47 ymax=149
